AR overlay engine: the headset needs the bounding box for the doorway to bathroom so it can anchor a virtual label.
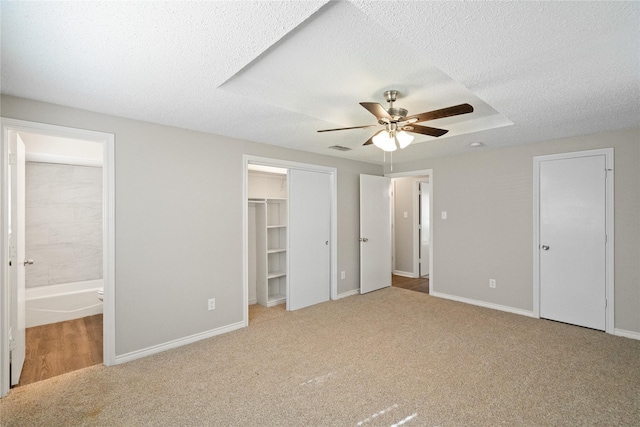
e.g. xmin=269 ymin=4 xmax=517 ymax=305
xmin=1 ymin=119 xmax=115 ymax=397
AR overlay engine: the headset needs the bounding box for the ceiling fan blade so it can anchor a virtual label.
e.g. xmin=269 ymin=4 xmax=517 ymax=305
xmin=363 ymin=130 xmax=384 ymax=146
xmin=404 ymin=103 xmax=474 ymax=123
xmin=360 ymin=102 xmax=392 ymax=120
xmin=402 ymin=124 xmax=449 ymax=137
xmin=317 ymin=124 xmax=378 ymax=133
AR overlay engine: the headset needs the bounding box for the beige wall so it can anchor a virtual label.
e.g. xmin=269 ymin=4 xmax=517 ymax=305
xmin=1 ymin=95 xmax=381 ymax=356
xmin=394 ymin=127 xmax=640 ymax=333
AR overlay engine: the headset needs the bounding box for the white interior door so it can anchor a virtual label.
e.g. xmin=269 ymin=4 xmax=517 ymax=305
xmin=539 ymin=154 xmax=607 ymax=330
xmin=288 ymin=169 xmax=331 ymax=311
xmin=9 ymin=131 xmax=26 ymax=385
xmin=360 ymin=174 xmax=392 ymax=294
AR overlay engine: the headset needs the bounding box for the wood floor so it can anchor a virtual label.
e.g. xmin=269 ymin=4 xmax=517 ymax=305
xmin=392 ymin=274 xmax=429 ymax=294
xmin=16 ymin=314 xmax=103 ymax=387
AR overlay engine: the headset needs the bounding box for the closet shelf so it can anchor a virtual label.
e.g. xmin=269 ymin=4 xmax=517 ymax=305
xmin=250 ymin=193 xmax=287 ymax=308
xmin=268 ymin=271 xmax=286 ymax=279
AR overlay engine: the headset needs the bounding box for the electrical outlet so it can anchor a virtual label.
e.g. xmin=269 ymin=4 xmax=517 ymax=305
xmin=208 ymin=298 xmax=215 ymax=310
xmin=341 ymin=271 xmax=346 ymax=280
xmin=441 ymin=211 xmax=448 ymax=220
xmin=489 ymin=279 xmax=496 ymax=289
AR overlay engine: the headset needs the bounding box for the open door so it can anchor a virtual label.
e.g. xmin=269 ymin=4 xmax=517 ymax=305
xmin=9 ymin=131 xmax=26 ymax=386
xmin=287 ymin=169 xmax=331 ymax=311
xmin=360 ymin=174 xmax=392 ymax=294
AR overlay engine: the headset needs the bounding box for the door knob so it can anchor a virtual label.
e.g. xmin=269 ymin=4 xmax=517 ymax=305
xmin=541 ymin=245 xmax=550 ymax=251
xmin=24 ymin=259 xmax=34 ymax=266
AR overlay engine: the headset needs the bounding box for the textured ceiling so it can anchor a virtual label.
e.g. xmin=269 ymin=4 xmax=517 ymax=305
xmin=2 ymin=1 xmax=638 ymax=165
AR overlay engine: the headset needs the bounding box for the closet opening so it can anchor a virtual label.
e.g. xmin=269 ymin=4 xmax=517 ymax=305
xmin=247 ymin=165 xmax=288 ymax=325
xmin=242 ymin=155 xmax=338 ymax=328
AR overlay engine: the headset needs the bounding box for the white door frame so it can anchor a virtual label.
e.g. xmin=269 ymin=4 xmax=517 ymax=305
xmin=533 ymin=148 xmax=614 ymax=333
xmin=242 ymin=155 xmax=337 ymax=325
xmin=1 ymin=118 xmax=116 ymax=397
xmin=386 ymin=169 xmax=433 ymax=294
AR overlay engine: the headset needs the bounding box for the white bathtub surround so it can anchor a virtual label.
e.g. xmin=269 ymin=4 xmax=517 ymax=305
xmin=25 ymin=279 xmax=103 ymax=328
xmin=25 ymin=162 xmax=103 ymax=288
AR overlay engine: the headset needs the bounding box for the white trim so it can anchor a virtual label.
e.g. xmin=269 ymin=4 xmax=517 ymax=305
xmin=0 ymin=124 xmax=9 ymax=397
xmin=392 ymin=270 xmax=413 ymax=278
xmin=614 ymin=329 xmax=640 ymax=341
xmin=337 ymin=289 xmax=360 ymax=299
xmin=1 ymin=118 xmax=115 ymax=397
xmin=242 ymin=155 xmax=338 ymax=325
xmin=533 ymin=148 xmax=614 ymax=334
xmin=385 ymin=169 xmax=433 ymax=295
xmin=431 ymin=291 xmax=537 ymax=318
xmin=115 ymin=321 xmax=245 ymax=365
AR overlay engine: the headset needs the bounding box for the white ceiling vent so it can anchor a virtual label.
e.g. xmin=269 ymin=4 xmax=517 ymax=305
xmin=328 ymin=145 xmax=351 ymax=151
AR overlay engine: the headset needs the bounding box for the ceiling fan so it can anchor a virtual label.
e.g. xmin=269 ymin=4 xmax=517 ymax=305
xmin=318 ymin=90 xmax=473 ymax=152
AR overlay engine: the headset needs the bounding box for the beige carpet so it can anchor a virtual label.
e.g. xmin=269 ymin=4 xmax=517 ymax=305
xmin=2 ymin=287 xmax=639 ymax=426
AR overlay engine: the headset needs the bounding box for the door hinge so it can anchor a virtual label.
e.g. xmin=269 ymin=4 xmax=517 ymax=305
xmin=9 ymin=337 xmax=15 ymax=352
xmin=8 ymin=153 xmax=17 ymax=165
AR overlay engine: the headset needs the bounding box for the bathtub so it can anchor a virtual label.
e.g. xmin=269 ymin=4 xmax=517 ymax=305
xmin=25 ymin=279 xmax=103 ymax=328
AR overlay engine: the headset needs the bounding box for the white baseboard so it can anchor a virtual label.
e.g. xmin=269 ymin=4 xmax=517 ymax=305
xmin=393 ymin=270 xmax=414 ymax=278
xmin=614 ymin=328 xmax=640 ymax=341
xmin=337 ymin=289 xmax=359 ymax=299
xmin=431 ymin=291 xmax=536 ymax=318
xmin=115 ymin=321 xmax=245 ymax=365
xmin=431 ymin=292 xmax=640 ymax=340
xmin=248 ymin=298 xmax=257 ymax=305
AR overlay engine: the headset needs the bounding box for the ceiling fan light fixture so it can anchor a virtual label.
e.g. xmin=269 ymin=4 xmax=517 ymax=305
xmin=372 ymin=131 xmax=397 ymax=152
xmin=396 ymin=131 xmax=414 ymax=149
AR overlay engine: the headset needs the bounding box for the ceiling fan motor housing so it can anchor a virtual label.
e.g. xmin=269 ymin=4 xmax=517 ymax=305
xmin=386 ymin=107 xmax=408 ymax=120
xmin=382 ymin=90 xmax=407 ymax=121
